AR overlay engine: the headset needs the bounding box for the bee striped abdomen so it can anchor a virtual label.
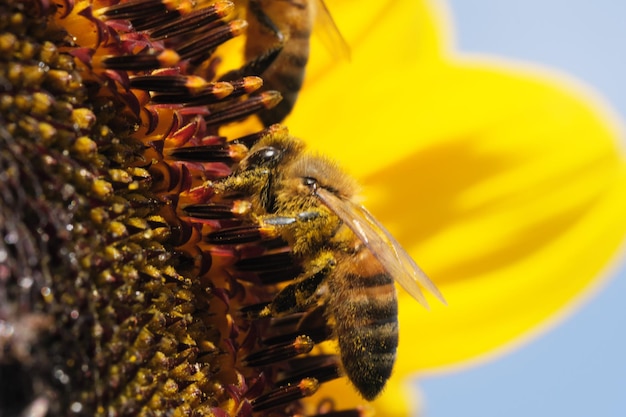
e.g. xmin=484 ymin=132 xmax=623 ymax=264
xmin=329 ymin=269 xmax=399 ymax=400
xmin=244 ymin=0 xmax=314 ymax=125
xmin=256 ymin=30 xmax=310 ymax=125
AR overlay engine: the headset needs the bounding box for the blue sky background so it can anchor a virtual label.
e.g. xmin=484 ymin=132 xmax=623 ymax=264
xmin=417 ymin=2 xmax=626 ymax=417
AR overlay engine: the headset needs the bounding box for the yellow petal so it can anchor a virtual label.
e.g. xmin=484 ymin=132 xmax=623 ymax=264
xmin=287 ymin=0 xmax=626 ymax=415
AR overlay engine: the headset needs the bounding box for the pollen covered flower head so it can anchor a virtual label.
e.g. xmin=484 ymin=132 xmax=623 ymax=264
xmin=0 ymin=0 xmax=331 ymax=415
xmin=1 ymin=0 xmax=626 ymax=417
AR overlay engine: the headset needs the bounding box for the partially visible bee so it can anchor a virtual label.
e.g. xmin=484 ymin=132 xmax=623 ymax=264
xmin=212 ymin=127 xmax=445 ymax=400
xmin=224 ymin=0 xmax=349 ymax=126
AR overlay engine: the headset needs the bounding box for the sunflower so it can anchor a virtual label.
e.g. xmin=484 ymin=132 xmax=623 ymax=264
xmin=1 ymin=0 xmax=625 ymax=417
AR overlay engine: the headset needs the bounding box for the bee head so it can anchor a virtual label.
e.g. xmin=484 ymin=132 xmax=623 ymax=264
xmin=288 ymin=154 xmax=359 ymax=200
xmin=240 ymin=129 xmax=304 ymax=172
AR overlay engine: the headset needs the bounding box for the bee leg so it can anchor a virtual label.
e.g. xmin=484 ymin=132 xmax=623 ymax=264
xmin=260 ymin=254 xmax=334 ymax=317
xmin=212 ymin=168 xmax=269 ymax=196
xmin=219 ymin=1 xmax=284 ymax=81
xmin=248 ymin=0 xmax=285 ymax=44
xmin=259 ymin=270 xmax=323 ymax=317
xmin=296 ymin=304 xmax=329 ymax=339
xmin=261 ymin=210 xmax=322 ymax=225
xmin=220 ymin=46 xmax=283 ymax=81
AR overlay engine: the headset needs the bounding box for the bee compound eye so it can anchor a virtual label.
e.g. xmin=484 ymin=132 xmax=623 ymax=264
xmin=302 ymin=177 xmax=317 ymax=187
xmin=302 ymin=177 xmax=319 ymax=194
xmin=246 ymin=146 xmax=281 ymax=168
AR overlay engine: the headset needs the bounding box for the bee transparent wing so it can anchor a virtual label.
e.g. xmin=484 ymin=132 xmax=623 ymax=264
xmin=316 ymin=188 xmax=446 ymax=308
xmin=357 ymin=204 xmax=447 ymax=305
xmin=313 ymin=0 xmax=351 ymax=61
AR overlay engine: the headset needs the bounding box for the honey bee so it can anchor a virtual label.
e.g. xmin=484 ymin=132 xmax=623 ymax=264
xmin=227 ymin=0 xmax=348 ymax=126
xmin=211 ymin=127 xmax=445 ymax=400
